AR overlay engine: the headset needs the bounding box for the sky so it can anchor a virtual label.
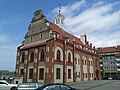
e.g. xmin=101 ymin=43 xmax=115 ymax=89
xmin=0 ymin=0 xmax=120 ymax=71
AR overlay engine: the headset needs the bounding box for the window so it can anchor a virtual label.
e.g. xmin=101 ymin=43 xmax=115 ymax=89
xmin=86 ymin=73 xmax=87 ymax=78
xmin=46 ymin=85 xmax=61 ymax=90
xmin=92 ymin=73 xmax=94 ymax=77
xmin=57 ymin=50 xmax=61 ymax=60
xmin=68 ymin=69 xmax=71 ymax=79
xmin=21 ymin=53 xmax=25 ymax=63
xmin=61 ymin=85 xmax=71 ymax=90
xmin=40 ymin=50 xmax=45 ymax=60
xmin=29 ymin=52 xmax=34 ymax=62
xmin=91 ymin=61 xmax=93 ymax=66
xmin=20 ymin=69 xmax=24 ymax=75
xmin=41 ymin=34 xmax=42 ymax=38
xmin=29 ymin=68 xmax=33 ymax=79
xmin=89 ymin=61 xmax=90 ymax=66
xmin=85 ymin=60 xmax=87 ymax=65
xmin=39 ymin=68 xmax=44 ymax=80
xmin=30 ymin=37 xmax=33 ymax=41
xmin=68 ymin=53 xmax=71 ymax=62
xmin=78 ymin=59 xmax=80 ymax=64
xmin=56 ymin=68 xmax=60 ymax=79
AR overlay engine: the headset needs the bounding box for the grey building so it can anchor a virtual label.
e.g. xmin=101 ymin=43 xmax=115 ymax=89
xmin=98 ymin=45 xmax=120 ymax=77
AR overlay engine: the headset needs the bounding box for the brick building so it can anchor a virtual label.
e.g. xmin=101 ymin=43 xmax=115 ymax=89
xmin=98 ymin=45 xmax=120 ymax=77
xmin=15 ymin=10 xmax=101 ymax=84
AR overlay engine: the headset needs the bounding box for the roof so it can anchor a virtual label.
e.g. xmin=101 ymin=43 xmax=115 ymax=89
xmin=98 ymin=46 xmax=120 ymax=53
xmin=20 ymin=20 xmax=97 ymax=55
xmin=49 ymin=21 xmax=92 ymax=49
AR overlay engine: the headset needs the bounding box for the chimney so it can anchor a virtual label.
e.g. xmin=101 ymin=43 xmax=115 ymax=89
xmin=80 ymin=35 xmax=87 ymax=45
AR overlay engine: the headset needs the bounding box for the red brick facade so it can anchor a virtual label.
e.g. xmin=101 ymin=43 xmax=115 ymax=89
xmin=15 ymin=10 xmax=101 ymax=84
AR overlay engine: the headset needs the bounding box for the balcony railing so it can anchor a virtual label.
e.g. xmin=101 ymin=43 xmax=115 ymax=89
xmin=117 ymin=69 xmax=120 ymax=71
xmin=116 ymin=58 xmax=120 ymax=62
xmin=116 ymin=64 xmax=120 ymax=66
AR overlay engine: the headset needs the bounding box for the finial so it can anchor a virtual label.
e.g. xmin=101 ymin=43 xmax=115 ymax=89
xmin=59 ymin=4 xmax=61 ymax=15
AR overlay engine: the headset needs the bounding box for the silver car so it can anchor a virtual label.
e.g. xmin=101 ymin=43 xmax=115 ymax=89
xmin=17 ymin=83 xmax=43 ymax=90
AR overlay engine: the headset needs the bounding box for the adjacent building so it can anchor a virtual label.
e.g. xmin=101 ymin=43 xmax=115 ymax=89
xmin=98 ymin=45 xmax=120 ymax=77
xmin=15 ymin=10 xmax=101 ymax=84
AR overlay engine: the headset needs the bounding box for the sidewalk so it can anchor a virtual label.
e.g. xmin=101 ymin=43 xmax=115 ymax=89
xmin=67 ymin=80 xmax=115 ymax=90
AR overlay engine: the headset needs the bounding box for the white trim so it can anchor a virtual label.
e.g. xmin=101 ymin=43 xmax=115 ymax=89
xmin=19 ymin=67 xmax=24 ymax=74
xmin=75 ymin=53 xmax=81 ymax=81
xmin=27 ymin=67 xmax=33 ymax=82
xmin=67 ymin=66 xmax=73 ymax=83
xmin=66 ymin=50 xmax=73 ymax=62
xmin=54 ymin=46 xmax=63 ymax=61
xmin=54 ymin=65 xmax=63 ymax=83
xmin=37 ymin=66 xmax=46 ymax=83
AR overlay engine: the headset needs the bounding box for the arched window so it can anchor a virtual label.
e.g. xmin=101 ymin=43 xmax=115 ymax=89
xmin=30 ymin=52 xmax=34 ymax=62
xmin=21 ymin=53 xmax=25 ymax=63
xmin=57 ymin=50 xmax=61 ymax=60
xmin=68 ymin=53 xmax=71 ymax=62
xmin=40 ymin=50 xmax=45 ymax=60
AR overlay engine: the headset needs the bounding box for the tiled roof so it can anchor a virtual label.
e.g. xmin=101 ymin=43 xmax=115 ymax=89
xmin=98 ymin=46 xmax=120 ymax=53
xmin=49 ymin=21 xmax=64 ymax=39
xmin=49 ymin=21 xmax=92 ymax=48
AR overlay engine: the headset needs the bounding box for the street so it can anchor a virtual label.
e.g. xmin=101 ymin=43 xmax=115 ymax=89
xmin=68 ymin=80 xmax=120 ymax=90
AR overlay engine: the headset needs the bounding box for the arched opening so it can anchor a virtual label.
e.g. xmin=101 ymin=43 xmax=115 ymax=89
xmin=29 ymin=52 xmax=34 ymax=62
xmin=40 ymin=49 xmax=45 ymax=60
xmin=21 ymin=53 xmax=25 ymax=63
xmin=68 ymin=53 xmax=71 ymax=62
xmin=57 ymin=50 xmax=61 ymax=61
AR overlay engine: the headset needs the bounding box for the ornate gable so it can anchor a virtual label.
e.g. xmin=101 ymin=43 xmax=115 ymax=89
xmin=23 ymin=10 xmax=51 ymax=46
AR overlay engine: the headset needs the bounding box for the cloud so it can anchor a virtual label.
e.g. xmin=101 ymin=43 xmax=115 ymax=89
xmin=0 ymin=34 xmax=19 ymax=71
xmin=0 ymin=35 xmax=11 ymax=44
xmin=50 ymin=0 xmax=120 ymax=47
xmin=0 ymin=43 xmax=17 ymax=71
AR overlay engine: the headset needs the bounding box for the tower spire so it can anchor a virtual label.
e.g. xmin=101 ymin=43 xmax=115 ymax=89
xmin=55 ymin=4 xmax=65 ymax=28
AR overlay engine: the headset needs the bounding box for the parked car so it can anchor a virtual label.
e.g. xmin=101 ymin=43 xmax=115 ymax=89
xmin=36 ymin=83 xmax=78 ymax=90
xmin=114 ymin=76 xmax=120 ymax=80
xmin=108 ymin=76 xmax=114 ymax=80
xmin=17 ymin=83 xmax=43 ymax=90
xmin=0 ymin=80 xmax=17 ymax=90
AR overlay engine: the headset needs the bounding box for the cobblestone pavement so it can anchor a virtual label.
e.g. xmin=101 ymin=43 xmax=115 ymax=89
xmin=67 ymin=80 xmax=120 ymax=90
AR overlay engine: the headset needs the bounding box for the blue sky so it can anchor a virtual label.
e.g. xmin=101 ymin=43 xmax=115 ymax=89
xmin=0 ymin=0 xmax=120 ymax=71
